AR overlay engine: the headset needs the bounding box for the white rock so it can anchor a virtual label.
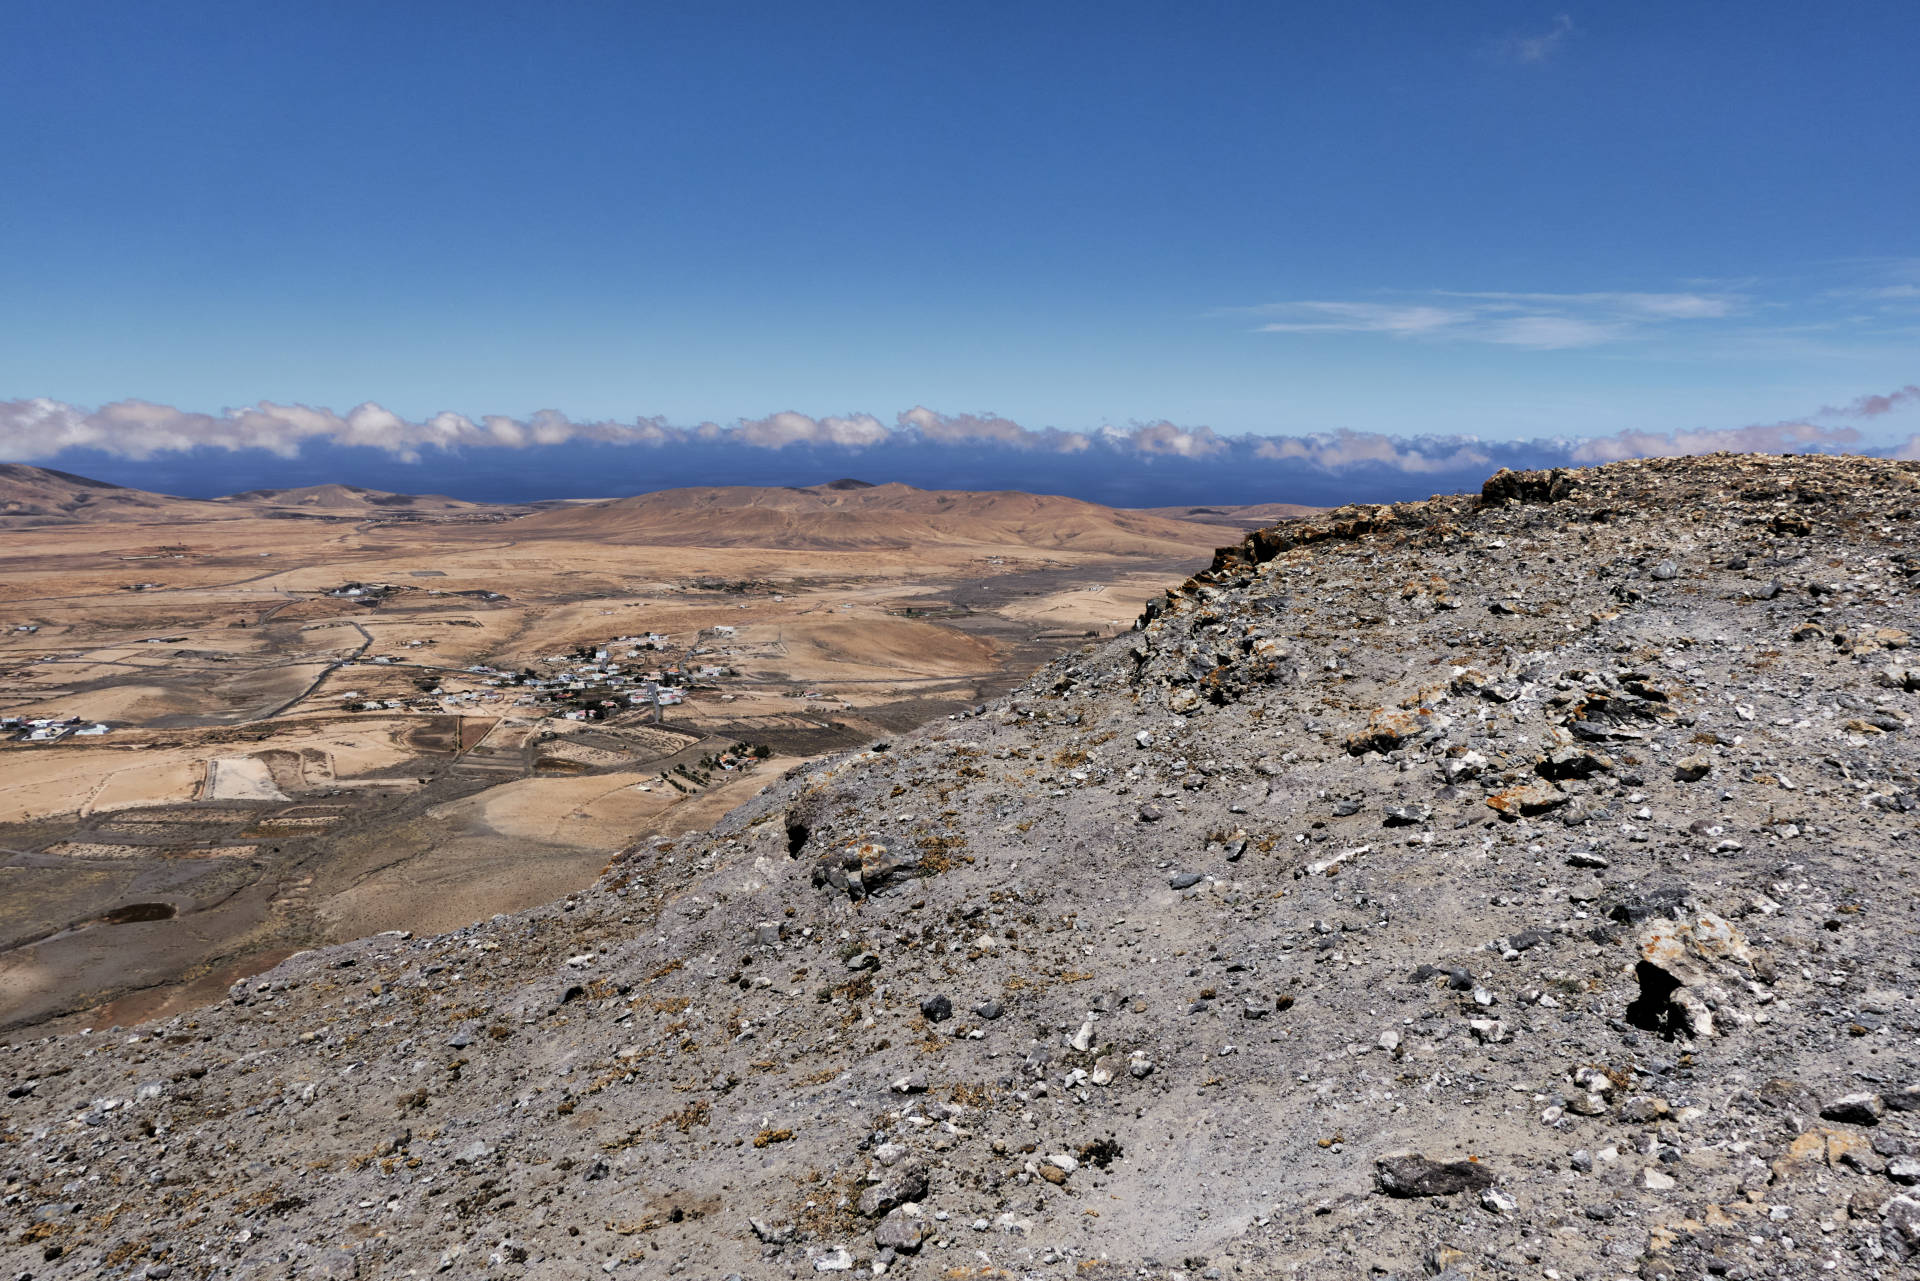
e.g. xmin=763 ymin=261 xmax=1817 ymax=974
xmin=1573 ymin=1066 xmax=1615 ymax=1096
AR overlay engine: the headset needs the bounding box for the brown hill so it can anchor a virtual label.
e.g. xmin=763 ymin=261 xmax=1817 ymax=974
xmin=506 ymin=481 xmax=1231 ymax=555
xmin=0 ymin=463 xmax=232 ymax=525
xmin=216 ymin=483 xmax=480 ymax=513
xmin=1129 ymin=499 xmax=1325 ymax=530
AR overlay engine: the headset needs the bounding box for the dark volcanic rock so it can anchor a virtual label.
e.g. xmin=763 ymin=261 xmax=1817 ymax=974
xmin=1374 ymin=1154 xmax=1497 ymax=1197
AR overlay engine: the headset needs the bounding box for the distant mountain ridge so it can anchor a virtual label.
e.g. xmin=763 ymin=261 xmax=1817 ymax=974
xmin=0 ymin=465 xmax=486 ymax=526
xmin=0 ymin=465 xmax=1308 ymax=551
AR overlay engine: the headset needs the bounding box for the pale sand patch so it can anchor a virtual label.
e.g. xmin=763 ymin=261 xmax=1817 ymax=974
xmin=274 ymin=720 xmax=422 ymax=778
xmin=534 ymin=740 xmax=634 ymax=768
xmin=993 ymin=571 xmax=1195 ymax=630
xmin=87 ymin=757 xmax=207 ymax=814
xmin=769 ymin=616 xmax=996 ymax=681
xmin=205 ymin=756 xmax=289 ymax=802
xmin=429 ymin=771 xmax=681 ymax=847
xmin=0 ymin=752 xmax=125 ymax=823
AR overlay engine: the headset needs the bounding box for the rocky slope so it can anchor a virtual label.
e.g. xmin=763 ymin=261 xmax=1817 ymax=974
xmin=5 ymin=453 xmax=1920 ymax=1281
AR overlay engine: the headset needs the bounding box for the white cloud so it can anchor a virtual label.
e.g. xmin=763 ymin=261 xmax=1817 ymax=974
xmin=896 ymin=406 xmax=1091 ymax=452
xmin=1482 ymin=315 xmax=1626 ymax=348
xmin=1501 ymin=13 xmax=1574 ymax=64
xmin=1568 ymin=421 xmax=1865 ymax=464
xmin=1249 ymin=285 xmax=1741 ymax=350
xmin=1256 ymin=302 xmax=1473 ymax=337
xmin=1445 ymin=290 xmax=1738 ymax=320
xmin=1254 ymin=430 xmax=1491 ymax=474
xmin=0 ymin=398 xmax=677 ymax=461
xmin=1114 ymin=422 xmax=1228 ymax=458
xmin=729 ymin=411 xmax=890 ymax=449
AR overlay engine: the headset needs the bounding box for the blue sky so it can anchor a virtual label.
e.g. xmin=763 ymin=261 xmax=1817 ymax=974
xmin=2 ymin=2 xmax=1917 ymax=495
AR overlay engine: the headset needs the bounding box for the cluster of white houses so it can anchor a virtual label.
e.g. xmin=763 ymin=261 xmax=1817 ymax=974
xmin=2 ymin=715 xmax=110 ymax=743
xmin=337 ymin=628 xmax=746 ymax=723
xmin=521 ymin=633 xmax=720 ymax=721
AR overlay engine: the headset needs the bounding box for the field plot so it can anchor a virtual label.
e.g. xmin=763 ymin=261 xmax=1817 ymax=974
xmin=88 ymin=758 xmax=207 ymax=814
xmin=205 ymin=756 xmax=289 ymax=801
xmin=0 ymin=473 xmax=1228 ymax=1036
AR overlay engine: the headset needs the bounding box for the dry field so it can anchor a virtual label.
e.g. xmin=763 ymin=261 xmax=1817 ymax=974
xmin=0 ymin=474 xmax=1230 ymax=1034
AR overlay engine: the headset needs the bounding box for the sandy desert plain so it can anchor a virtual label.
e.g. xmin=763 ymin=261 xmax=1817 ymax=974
xmin=0 ymin=468 xmax=1279 ymax=1037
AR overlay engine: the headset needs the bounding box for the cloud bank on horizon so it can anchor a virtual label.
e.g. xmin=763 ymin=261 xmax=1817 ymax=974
xmin=4 ymin=388 xmax=1918 ymax=468
xmin=3 ymin=388 xmax=1918 ymax=509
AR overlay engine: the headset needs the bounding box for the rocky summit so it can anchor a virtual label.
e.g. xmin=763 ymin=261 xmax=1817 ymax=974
xmin=7 ymin=452 xmax=1920 ymax=1281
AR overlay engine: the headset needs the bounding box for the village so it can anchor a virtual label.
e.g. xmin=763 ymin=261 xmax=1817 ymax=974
xmin=335 ymin=616 xmax=747 ymax=721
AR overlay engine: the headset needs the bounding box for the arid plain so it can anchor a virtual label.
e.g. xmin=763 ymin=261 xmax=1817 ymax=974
xmin=0 ymin=467 xmax=1255 ymax=1036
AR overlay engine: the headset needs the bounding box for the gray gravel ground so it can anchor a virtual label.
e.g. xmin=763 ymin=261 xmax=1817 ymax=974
xmin=5 ymin=452 xmax=1920 ymax=1281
